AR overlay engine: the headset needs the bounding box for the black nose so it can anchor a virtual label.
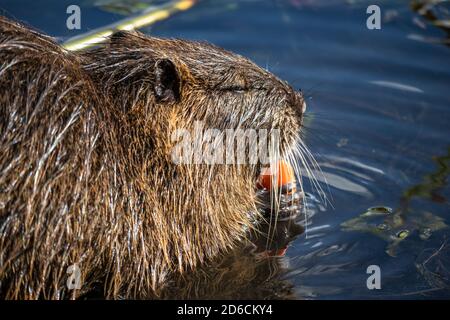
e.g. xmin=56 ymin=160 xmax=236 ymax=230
xmin=297 ymin=90 xmax=306 ymax=113
xmin=290 ymin=89 xmax=306 ymax=115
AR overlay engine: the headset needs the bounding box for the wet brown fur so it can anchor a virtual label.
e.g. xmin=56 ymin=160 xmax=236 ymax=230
xmin=0 ymin=16 xmax=305 ymax=299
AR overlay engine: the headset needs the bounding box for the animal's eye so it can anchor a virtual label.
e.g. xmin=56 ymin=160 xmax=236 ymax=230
xmin=221 ymin=85 xmax=247 ymax=92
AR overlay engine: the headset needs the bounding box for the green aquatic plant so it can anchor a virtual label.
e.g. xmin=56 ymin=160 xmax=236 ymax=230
xmin=401 ymin=146 xmax=450 ymax=204
xmin=342 ymin=207 xmax=447 ymax=256
xmin=88 ymin=0 xmax=160 ymax=15
xmin=342 ymin=147 xmax=450 ymax=256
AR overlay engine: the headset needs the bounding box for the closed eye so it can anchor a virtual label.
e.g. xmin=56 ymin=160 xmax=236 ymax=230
xmin=211 ymin=85 xmax=267 ymax=92
xmin=220 ymin=85 xmax=247 ymax=92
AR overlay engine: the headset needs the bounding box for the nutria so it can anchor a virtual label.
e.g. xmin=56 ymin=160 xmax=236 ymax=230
xmin=81 ymin=219 xmax=304 ymax=299
xmin=0 ymin=16 xmax=307 ymax=299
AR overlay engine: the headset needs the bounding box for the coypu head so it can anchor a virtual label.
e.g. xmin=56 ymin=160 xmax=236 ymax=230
xmin=82 ymin=30 xmax=307 ymax=291
xmin=85 ymin=30 xmax=306 ymax=147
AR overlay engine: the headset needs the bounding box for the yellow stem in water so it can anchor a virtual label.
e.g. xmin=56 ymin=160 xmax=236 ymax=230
xmin=63 ymin=0 xmax=196 ymax=51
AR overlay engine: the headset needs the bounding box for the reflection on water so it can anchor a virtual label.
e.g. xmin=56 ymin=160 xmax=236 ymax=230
xmin=1 ymin=0 xmax=449 ymax=299
xmin=161 ymin=218 xmax=305 ymax=299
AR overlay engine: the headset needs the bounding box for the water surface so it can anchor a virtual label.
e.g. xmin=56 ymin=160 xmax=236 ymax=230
xmin=1 ymin=0 xmax=449 ymax=299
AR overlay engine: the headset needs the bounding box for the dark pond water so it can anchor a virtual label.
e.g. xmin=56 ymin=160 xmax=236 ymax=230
xmin=1 ymin=0 xmax=449 ymax=299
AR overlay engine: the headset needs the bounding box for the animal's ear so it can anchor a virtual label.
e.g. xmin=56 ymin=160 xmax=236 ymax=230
xmin=154 ymin=58 xmax=180 ymax=103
